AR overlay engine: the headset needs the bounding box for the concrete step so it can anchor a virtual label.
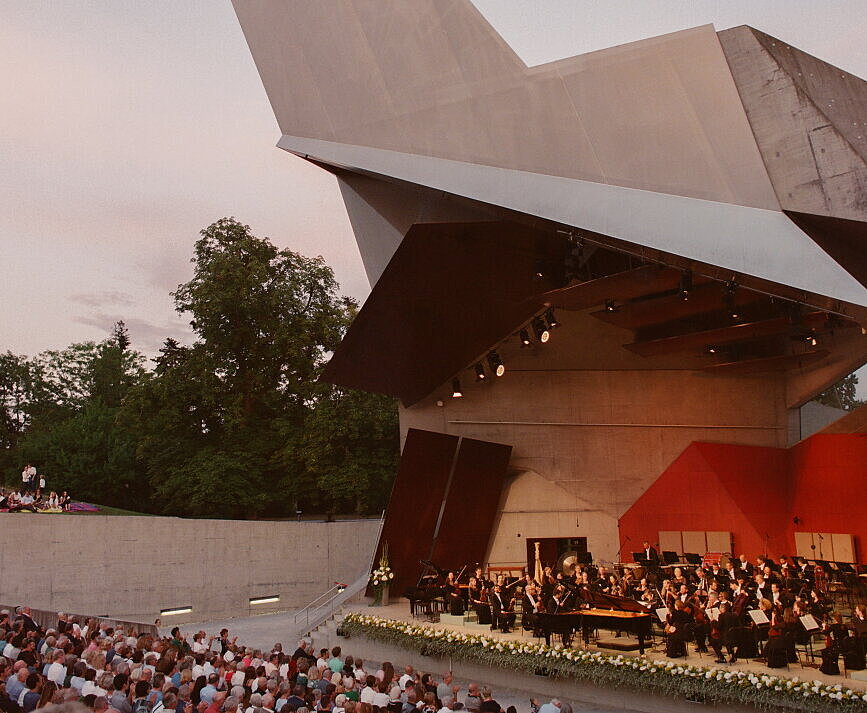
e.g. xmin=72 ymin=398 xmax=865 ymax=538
xmin=438 ymin=613 xmax=465 ymax=626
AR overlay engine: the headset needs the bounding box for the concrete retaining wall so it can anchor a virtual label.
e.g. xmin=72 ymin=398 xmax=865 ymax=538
xmin=0 ymin=514 xmax=380 ymax=625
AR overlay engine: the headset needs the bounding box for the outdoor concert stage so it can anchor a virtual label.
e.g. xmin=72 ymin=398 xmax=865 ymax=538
xmin=338 ymin=602 xmax=867 ymax=702
xmin=234 ymin=0 xmax=867 ymax=580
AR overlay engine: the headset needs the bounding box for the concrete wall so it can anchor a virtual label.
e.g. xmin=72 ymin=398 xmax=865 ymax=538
xmin=0 ymin=515 xmax=380 ymax=625
xmin=400 ymin=310 xmax=789 ymax=566
xmin=797 ymin=401 xmax=846 ymax=441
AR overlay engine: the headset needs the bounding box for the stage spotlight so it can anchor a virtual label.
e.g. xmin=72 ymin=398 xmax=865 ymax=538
xmin=487 ymin=352 xmax=505 ymax=377
xmin=604 ymin=299 xmax=619 ymax=312
xmin=679 ymin=271 xmax=693 ymax=301
xmin=519 ymin=329 xmax=532 ymax=347
xmin=451 ymin=379 xmax=462 ymax=398
xmin=805 ymin=334 xmax=818 ymax=347
xmin=545 ymin=308 xmax=560 ymax=329
xmin=724 ymin=282 xmax=740 ymax=320
xmin=532 ymin=316 xmax=550 ymax=343
xmin=705 ymin=345 xmax=718 ymax=355
xmin=474 ymin=362 xmax=486 ymax=381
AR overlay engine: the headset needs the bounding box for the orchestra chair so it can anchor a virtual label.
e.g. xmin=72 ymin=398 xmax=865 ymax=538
xmin=795 ymin=631 xmax=818 ymax=668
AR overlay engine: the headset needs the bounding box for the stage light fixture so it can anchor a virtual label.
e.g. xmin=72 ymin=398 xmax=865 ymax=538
xmin=545 ymin=308 xmax=560 ymax=329
xmin=679 ymin=271 xmax=693 ymax=301
xmin=451 ymin=379 xmax=462 ymax=398
xmin=487 ymin=352 xmax=505 ymax=377
xmin=519 ymin=329 xmax=532 ymax=347
xmin=604 ymin=299 xmax=619 ymax=312
xmin=724 ymin=282 xmax=740 ymax=320
xmin=474 ymin=362 xmax=486 ymax=381
xmin=532 ymin=316 xmax=550 ymax=343
xmin=805 ymin=335 xmax=818 ymax=347
xmin=705 ymin=345 xmax=718 ymax=354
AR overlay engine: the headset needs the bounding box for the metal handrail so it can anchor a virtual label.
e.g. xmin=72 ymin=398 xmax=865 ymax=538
xmin=293 ymin=585 xmax=342 ymax=626
xmin=291 ymin=513 xmax=386 ymax=636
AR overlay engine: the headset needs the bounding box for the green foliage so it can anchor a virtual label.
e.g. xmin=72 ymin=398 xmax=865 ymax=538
xmin=813 ymin=373 xmax=864 ymax=411
xmin=1 ymin=218 xmax=399 ymax=519
xmin=294 ymin=386 xmax=399 ymax=515
xmin=1 ymin=328 xmax=148 ymax=506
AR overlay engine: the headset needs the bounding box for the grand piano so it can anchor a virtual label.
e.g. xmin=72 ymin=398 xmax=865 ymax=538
xmin=535 ymin=588 xmax=653 ymax=654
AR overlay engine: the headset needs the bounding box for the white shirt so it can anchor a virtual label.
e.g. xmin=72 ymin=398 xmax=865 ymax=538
xmin=360 ymin=688 xmax=375 ymax=704
xmin=47 ymin=662 xmax=66 ymax=686
xmin=82 ymin=682 xmax=107 ymax=698
xmin=398 ymin=674 xmax=412 ymax=690
xmin=372 ymin=692 xmax=389 ymax=708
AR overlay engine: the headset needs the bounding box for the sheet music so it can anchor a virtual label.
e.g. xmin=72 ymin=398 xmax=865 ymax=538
xmin=705 ymin=607 xmax=719 ymax=622
xmin=748 ymin=609 xmax=769 ymax=625
xmin=655 ymin=607 xmax=669 ymax=623
xmin=800 ymin=614 xmax=819 ymax=631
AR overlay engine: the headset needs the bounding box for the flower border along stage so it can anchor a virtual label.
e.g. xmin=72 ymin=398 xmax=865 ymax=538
xmin=341 ymin=614 xmax=867 ymax=713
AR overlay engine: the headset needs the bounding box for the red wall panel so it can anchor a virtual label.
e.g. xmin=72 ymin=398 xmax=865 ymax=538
xmin=787 ymin=434 xmax=867 ymax=562
xmin=619 ymin=434 xmax=867 ymax=564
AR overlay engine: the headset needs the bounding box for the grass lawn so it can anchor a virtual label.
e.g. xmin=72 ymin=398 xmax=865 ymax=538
xmin=66 ymin=504 xmax=154 ymax=516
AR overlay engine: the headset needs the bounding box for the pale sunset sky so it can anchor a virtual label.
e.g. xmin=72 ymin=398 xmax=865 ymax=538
xmin=1 ymin=1 xmax=865 ymax=386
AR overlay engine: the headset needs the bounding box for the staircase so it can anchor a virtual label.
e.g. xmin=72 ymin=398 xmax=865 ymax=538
xmin=290 ymin=514 xmax=385 ymax=642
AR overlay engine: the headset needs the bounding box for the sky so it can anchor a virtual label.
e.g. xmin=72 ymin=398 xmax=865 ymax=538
xmin=1 ymin=1 xmax=866 ymax=385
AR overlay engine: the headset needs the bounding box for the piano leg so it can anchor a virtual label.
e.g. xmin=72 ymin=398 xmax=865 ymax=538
xmin=638 ymin=632 xmax=646 ymax=656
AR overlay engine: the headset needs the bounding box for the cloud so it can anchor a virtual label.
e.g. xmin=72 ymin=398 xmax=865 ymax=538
xmin=69 ymin=290 xmax=136 ymax=308
xmin=73 ymin=312 xmax=192 ymax=355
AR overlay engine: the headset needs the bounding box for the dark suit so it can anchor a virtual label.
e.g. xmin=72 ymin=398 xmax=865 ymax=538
xmin=641 ymin=547 xmax=659 ymax=564
xmin=547 ymin=596 xmax=567 ymax=614
xmin=490 ymin=593 xmax=515 ymax=632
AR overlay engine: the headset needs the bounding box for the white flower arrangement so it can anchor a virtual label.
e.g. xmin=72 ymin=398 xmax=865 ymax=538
xmin=369 ymin=543 xmax=395 ymax=588
xmin=341 ymin=613 xmax=867 ymax=712
xmin=370 ymin=564 xmax=395 ymax=587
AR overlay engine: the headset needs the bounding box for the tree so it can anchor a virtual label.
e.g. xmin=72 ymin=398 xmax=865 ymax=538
xmin=6 ymin=331 xmax=147 ymax=504
xmin=0 ymin=352 xmax=31 ymax=477
xmin=123 ymin=217 xmax=398 ymax=518
xmin=294 ymin=386 xmax=399 ymax=515
xmin=814 ymin=372 xmax=864 ymax=411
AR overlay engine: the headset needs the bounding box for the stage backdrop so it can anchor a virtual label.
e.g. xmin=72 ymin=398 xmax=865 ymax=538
xmin=374 ymin=428 xmax=512 ymax=594
xmin=619 ymin=432 xmax=867 ymax=563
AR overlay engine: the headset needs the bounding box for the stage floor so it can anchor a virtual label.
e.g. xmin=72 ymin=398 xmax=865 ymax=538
xmin=348 ymin=600 xmax=867 ymax=692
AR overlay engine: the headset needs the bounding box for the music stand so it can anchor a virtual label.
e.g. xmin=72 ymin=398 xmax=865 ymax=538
xmin=837 ymin=562 xmax=855 ymax=574
xmin=684 ymin=553 xmax=702 ymax=566
xmin=577 ymin=552 xmax=593 ymax=565
xmin=662 ymin=551 xmax=679 ymax=565
xmin=631 ymin=552 xmax=644 ymax=563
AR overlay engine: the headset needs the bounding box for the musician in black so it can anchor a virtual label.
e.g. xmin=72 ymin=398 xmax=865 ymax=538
xmin=445 ymin=571 xmax=465 ymax=616
xmin=468 ymin=577 xmax=491 ymax=625
xmin=489 ymin=585 xmax=516 ymax=633
xmin=521 ymin=584 xmax=545 ymax=634
xmin=664 ymin=600 xmax=692 ymax=658
xmin=473 ymin=567 xmax=492 ymax=588
xmin=715 ymin=601 xmax=741 ymax=664
xmin=547 ymin=585 xmax=569 ymax=614
xmin=640 ymin=541 xmax=659 ymax=564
